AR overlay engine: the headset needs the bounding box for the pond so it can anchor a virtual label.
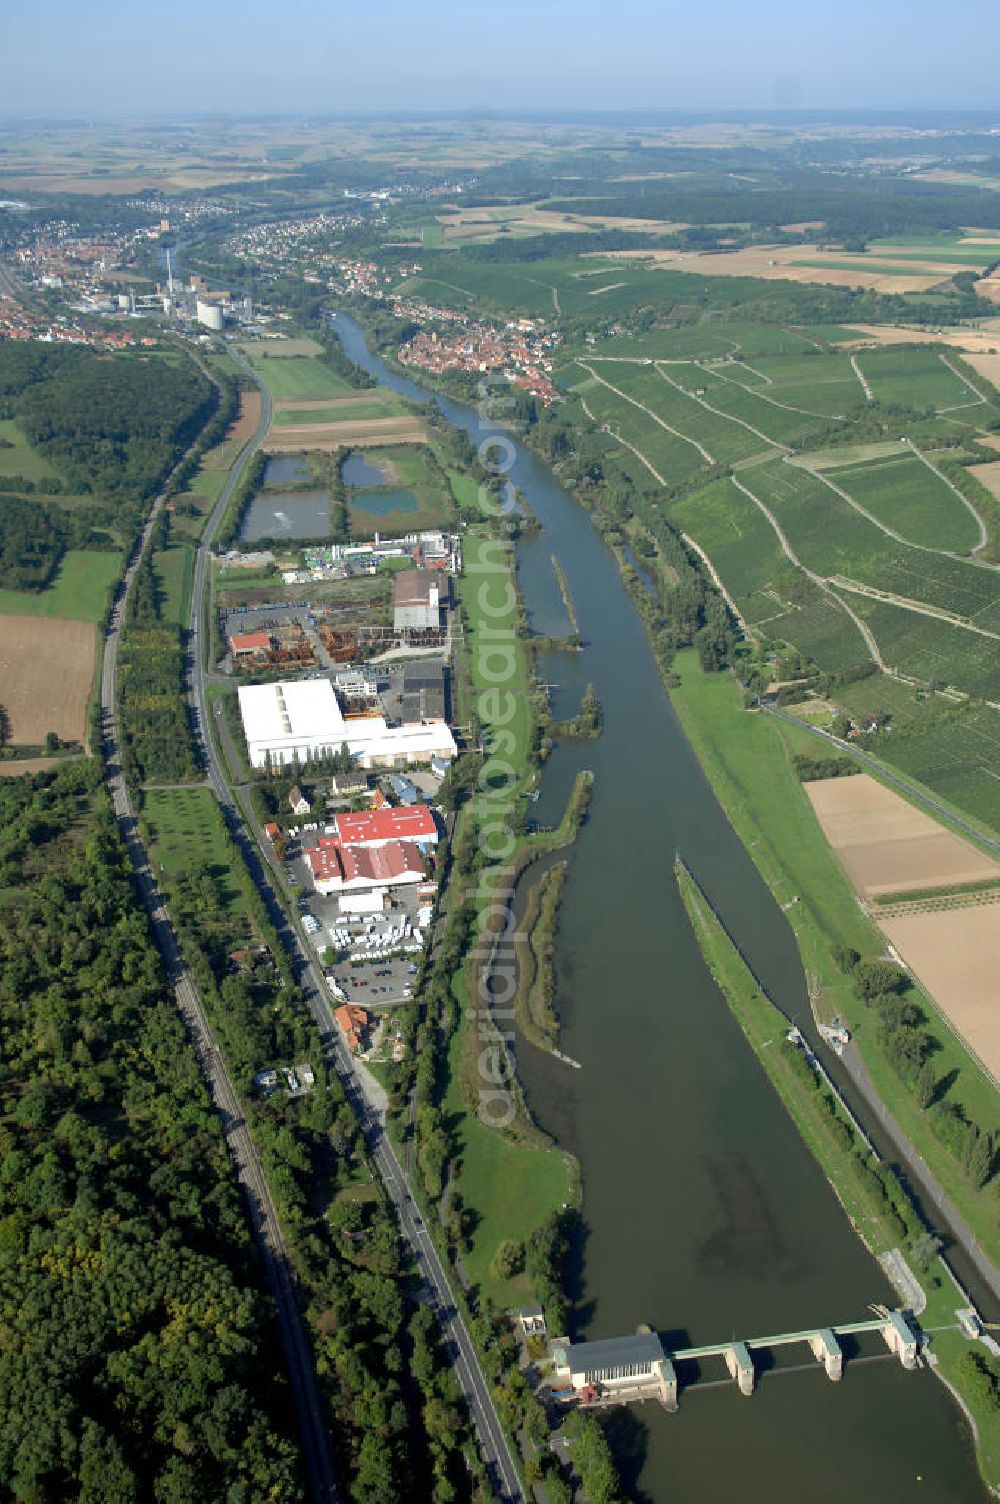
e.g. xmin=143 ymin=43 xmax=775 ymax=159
xmin=264 ymin=455 xmax=313 ymax=488
xmin=342 ymin=451 xmax=391 ymax=487
xmin=348 ymin=489 xmax=419 ymax=518
xmin=240 ymin=490 xmax=331 ymax=542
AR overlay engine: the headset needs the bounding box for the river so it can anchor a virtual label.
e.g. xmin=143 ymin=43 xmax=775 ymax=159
xmin=332 ymin=311 xmax=984 ymax=1504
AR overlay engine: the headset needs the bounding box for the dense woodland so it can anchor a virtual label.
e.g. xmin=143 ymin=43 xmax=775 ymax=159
xmin=0 ymin=341 xmax=217 ymax=586
xmin=0 ymin=763 xmax=304 ymax=1502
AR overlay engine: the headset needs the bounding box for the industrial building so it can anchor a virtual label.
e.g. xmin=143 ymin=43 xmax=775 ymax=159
xmin=237 ymin=679 xmax=456 ymax=770
xmin=393 ymin=568 xmax=449 ymax=632
xmin=305 ymin=838 xmax=425 ymax=895
xmin=329 ymin=803 xmax=438 ymax=849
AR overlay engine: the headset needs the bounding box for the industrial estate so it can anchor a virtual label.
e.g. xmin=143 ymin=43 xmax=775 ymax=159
xmin=2 ymin=94 xmax=1000 ymax=1504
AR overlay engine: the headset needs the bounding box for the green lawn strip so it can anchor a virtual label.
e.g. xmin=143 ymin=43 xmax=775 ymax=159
xmin=677 ymin=855 xmax=1000 ymax=1493
xmin=457 ymin=529 xmax=533 ymax=792
xmin=441 ymin=1019 xmax=572 ymax=1307
xmin=142 ymin=786 xmax=243 ymax=911
xmin=675 ymin=861 xmax=902 ymax=1255
xmin=668 ymin=650 xmax=1000 ymax=1262
xmin=0 ymin=549 xmax=121 ymax=622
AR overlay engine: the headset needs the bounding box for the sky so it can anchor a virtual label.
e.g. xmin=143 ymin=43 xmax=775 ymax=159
xmin=2 ymin=0 xmax=999 ymax=118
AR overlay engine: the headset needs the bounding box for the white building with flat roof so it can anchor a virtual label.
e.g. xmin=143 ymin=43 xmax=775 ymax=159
xmin=238 ymin=678 xmax=456 ymax=770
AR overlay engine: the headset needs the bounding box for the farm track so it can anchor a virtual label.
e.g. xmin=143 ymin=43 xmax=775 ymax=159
xmin=700 ymin=358 xmax=830 ymax=420
xmin=850 ymin=352 xmax=874 ymax=402
xmin=653 ymin=361 xmax=789 ymax=452
xmin=729 ymin=473 xmax=884 ymax=667
xmin=576 ymin=360 xmax=715 ymax=462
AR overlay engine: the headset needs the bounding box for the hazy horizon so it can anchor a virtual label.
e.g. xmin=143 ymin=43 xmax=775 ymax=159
xmin=4 ymin=0 xmax=999 ymax=119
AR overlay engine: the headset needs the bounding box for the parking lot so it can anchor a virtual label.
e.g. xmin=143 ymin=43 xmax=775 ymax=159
xmin=286 ymin=844 xmax=432 ymax=1008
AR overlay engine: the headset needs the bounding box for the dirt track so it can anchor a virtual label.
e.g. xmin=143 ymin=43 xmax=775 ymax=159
xmin=0 ymin=615 xmax=95 ymax=748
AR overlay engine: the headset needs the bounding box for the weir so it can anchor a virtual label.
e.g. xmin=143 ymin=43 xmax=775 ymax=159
xmin=552 ymin=1311 xmax=920 ymax=1411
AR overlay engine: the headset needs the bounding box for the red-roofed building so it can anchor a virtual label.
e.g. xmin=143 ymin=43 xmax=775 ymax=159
xmin=230 ymin=630 xmax=273 ymax=658
xmin=305 ymin=838 xmax=426 ymax=895
xmin=335 ymin=1004 xmax=370 ymax=1053
xmin=331 ymin=803 xmax=437 ymax=849
xmin=264 ymin=822 xmax=281 ymax=842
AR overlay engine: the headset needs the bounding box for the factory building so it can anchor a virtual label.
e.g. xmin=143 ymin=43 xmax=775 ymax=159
xmin=393 ymin=568 xmax=449 ymax=632
xmin=237 ymin=678 xmax=456 ymax=771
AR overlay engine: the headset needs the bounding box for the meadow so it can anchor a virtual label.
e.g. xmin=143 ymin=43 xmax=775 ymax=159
xmin=244 ymin=348 xmax=352 ymax=401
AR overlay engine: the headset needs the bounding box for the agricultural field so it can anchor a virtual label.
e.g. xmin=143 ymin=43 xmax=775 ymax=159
xmin=670 ymin=476 xmax=790 ymax=623
xmin=745 ymin=459 xmax=1000 ymax=626
xmin=0 ymin=614 xmax=95 ymax=748
xmin=820 ymin=451 xmax=985 ymax=553
xmin=241 ymin=342 xmax=351 ymax=401
xmin=854 ymin=348 xmax=987 ymax=411
xmin=833 ymin=680 xmax=1000 ymax=836
xmin=719 ymin=350 xmax=867 ymax=417
xmin=838 ymin=592 xmax=1000 ymax=702
xmin=880 ymin=906 xmax=1000 ymax=1086
xmin=803 ymin=773 xmax=1000 ymax=897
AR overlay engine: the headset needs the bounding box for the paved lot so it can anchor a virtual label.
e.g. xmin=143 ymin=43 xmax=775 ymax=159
xmin=287 ymin=847 xmax=429 ymax=1008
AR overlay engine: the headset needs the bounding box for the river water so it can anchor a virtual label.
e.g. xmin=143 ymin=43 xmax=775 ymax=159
xmin=332 ymin=312 xmax=984 ymax=1504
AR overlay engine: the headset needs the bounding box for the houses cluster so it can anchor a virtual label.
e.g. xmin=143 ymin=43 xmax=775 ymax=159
xmin=397 ymin=319 xmax=561 ymax=404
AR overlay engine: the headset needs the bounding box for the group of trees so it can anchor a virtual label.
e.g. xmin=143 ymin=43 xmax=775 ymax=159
xmin=835 ymin=947 xmax=996 ymax=1189
xmin=0 ymin=763 xmax=305 ymax=1501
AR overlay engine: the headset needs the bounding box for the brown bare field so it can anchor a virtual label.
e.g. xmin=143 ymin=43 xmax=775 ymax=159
xmin=203 ymin=390 xmax=262 ymax=471
xmin=435 ymin=203 xmax=688 ymax=245
xmin=0 ymin=755 xmax=78 ymax=778
xmin=833 ymin=325 xmax=1000 ymax=366
xmin=976 ymin=434 xmax=1000 ymax=454
xmin=968 ymin=459 xmax=1000 ymax=502
xmin=0 ymin=616 xmax=95 ymax=749
xmin=264 ymin=418 xmax=427 ymax=452
xmin=881 ymin=906 xmax=1000 ymax=1084
xmin=0 ymin=168 xmax=280 ymax=196
xmin=588 ymin=244 xmax=953 ymax=292
xmin=803 ymin=773 xmax=1000 ymax=897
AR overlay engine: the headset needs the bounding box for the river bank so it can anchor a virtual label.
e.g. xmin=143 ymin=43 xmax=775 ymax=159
xmin=332 ymin=307 xmax=989 ymax=1504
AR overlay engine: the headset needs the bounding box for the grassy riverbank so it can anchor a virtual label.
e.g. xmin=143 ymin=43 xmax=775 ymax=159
xmin=513 ymin=861 xmax=566 ymax=1052
xmin=668 ymin=649 xmax=1000 ymax=1269
xmin=676 ymin=857 xmax=1000 ymax=1494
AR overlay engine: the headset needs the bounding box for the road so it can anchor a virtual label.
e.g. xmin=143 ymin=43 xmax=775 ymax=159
xmin=193 ymin=349 xmax=525 ymax=1502
xmin=100 ymin=395 xmax=339 ymax=1503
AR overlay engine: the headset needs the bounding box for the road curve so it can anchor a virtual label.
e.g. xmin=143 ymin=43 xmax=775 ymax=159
xmin=195 ymin=348 xmax=526 ymax=1502
xmin=100 ymin=379 xmax=340 ymax=1504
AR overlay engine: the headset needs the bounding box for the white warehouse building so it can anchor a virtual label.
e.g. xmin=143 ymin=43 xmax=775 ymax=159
xmin=237 ymin=678 xmax=457 ymax=770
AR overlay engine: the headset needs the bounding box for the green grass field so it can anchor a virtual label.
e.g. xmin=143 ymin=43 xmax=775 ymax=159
xmin=273 ymin=401 xmax=396 ymax=425
xmin=668 ymin=649 xmax=1000 ymax=1265
xmin=246 ymin=351 xmax=351 ymax=401
xmin=143 ymin=787 xmax=242 ymax=908
xmin=0 ymin=419 xmax=59 ymax=483
xmin=152 ymin=540 xmax=194 ymax=628
xmin=0 ymin=549 xmax=121 ymax=622
xmin=747 ymin=459 xmax=1000 ymax=626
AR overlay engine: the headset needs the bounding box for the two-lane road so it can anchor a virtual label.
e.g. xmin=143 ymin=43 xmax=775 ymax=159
xmin=194 ymin=348 xmax=525 ymax=1502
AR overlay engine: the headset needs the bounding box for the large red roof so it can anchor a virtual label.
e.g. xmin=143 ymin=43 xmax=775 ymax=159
xmin=333 ymin=804 xmax=437 ymax=846
xmin=230 ymin=630 xmax=271 ymax=652
xmin=305 ymin=838 xmax=424 ymax=886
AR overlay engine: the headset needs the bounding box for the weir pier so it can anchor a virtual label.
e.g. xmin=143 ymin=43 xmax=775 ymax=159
xmin=549 ymin=1308 xmax=920 ymax=1412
